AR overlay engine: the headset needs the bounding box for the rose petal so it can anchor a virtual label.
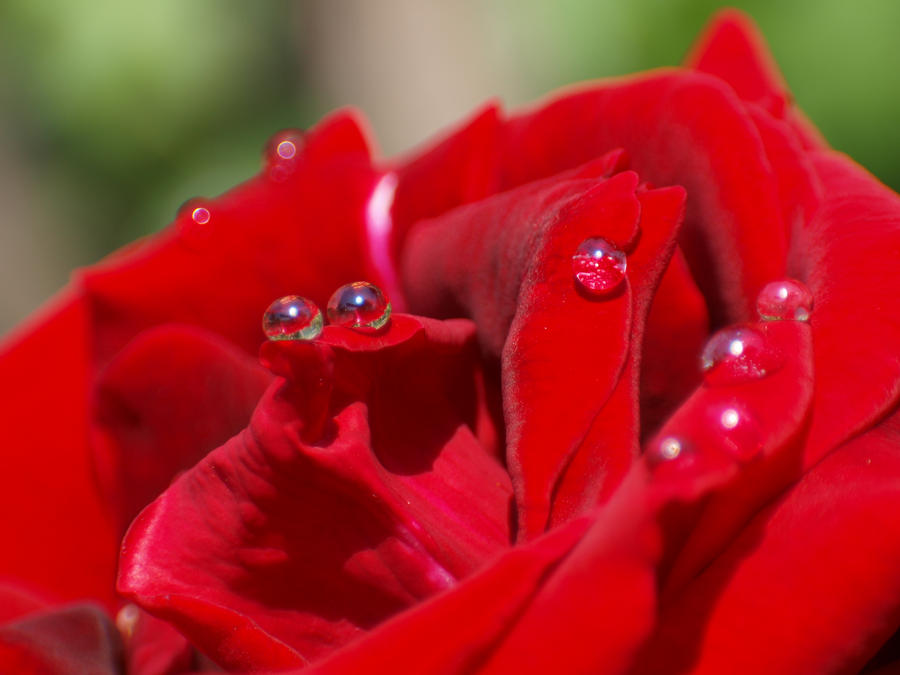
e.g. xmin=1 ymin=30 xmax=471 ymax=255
xmin=501 ymin=70 xmax=786 ymax=324
xmin=0 ymin=604 xmax=122 ymax=674
xmin=91 ymin=324 xmax=272 ymax=533
xmin=81 ymin=109 xmax=384 ymax=366
xmin=637 ymin=410 xmax=900 ymax=674
xmin=800 ymin=151 xmax=900 ymax=465
xmin=403 ymin=170 xmax=684 ymax=539
xmin=685 ymin=9 xmax=828 ymax=149
xmin=118 ymin=316 xmax=511 ymax=669
xmin=0 ymin=292 xmax=117 ymax=606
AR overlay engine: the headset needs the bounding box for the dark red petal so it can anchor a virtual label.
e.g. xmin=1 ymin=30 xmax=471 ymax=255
xmin=91 ymin=325 xmax=272 ymax=533
xmin=81 ymin=109 xmax=384 ymax=366
xmin=684 ymin=9 xmax=791 ymax=118
xmin=0 ymin=604 xmax=123 ymax=674
xmin=306 ymin=517 xmax=590 ymax=675
xmin=639 ymin=410 xmax=900 ymax=674
xmin=501 ymin=71 xmax=786 ymax=324
xmin=799 ymin=151 xmax=900 ymax=466
xmin=125 ymin=608 xmax=194 ymax=675
xmin=0 ymin=292 xmax=117 ymax=606
xmin=640 ymin=246 xmax=708 ymax=436
xmin=403 ymin=170 xmax=684 ymax=539
xmin=652 ymin=318 xmax=814 ymax=597
xmin=390 ymin=102 xmax=502 ymax=254
xmin=118 ymin=316 xmax=510 ymax=669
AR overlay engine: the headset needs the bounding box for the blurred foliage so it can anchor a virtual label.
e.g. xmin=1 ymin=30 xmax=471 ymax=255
xmin=0 ymin=0 xmax=897 ymax=270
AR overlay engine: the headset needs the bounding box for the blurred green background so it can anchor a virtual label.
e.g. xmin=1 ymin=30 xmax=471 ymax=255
xmin=0 ymin=0 xmax=897 ymax=333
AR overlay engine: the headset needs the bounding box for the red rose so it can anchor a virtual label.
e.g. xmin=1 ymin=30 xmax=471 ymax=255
xmin=2 ymin=9 xmax=900 ymax=674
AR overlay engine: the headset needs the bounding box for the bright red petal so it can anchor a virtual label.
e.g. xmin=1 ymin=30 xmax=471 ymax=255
xmin=118 ymin=316 xmax=510 ymax=669
xmin=91 ymin=325 xmax=272 ymax=533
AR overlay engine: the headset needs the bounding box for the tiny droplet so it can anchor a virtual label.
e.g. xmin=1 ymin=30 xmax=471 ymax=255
xmin=327 ymin=281 xmax=391 ymax=333
xmin=116 ymin=604 xmax=140 ymax=640
xmin=715 ymin=405 xmax=762 ymax=461
xmin=700 ymin=325 xmax=779 ymax=386
xmin=572 ymin=237 xmax=627 ymax=296
xmin=756 ymin=279 xmax=813 ymax=321
xmin=647 ymin=435 xmax=691 ymax=470
xmin=263 ymin=128 xmax=305 ymax=179
xmin=262 ymin=295 xmax=323 ymax=341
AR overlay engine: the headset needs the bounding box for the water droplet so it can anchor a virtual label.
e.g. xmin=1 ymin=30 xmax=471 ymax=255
xmin=116 ymin=603 xmax=140 ymax=640
xmin=715 ymin=404 xmax=762 ymax=461
xmin=700 ymin=325 xmax=781 ymax=386
xmin=572 ymin=237 xmax=627 ymax=296
xmin=327 ymin=281 xmax=391 ymax=333
xmin=262 ymin=295 xmax=323 ymax=341
xmin=263 ymin=128 xmax=305 ymax=180
xmin=176 ymin=198 xmax=214 ymax=247
xmin=756 ymin=279 xmax=813 ymax=321
xmin=647 ymin=435 xmax=692 ymax=469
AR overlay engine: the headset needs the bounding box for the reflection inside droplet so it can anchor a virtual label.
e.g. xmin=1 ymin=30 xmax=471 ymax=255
xmin=326 ymin=281 xmax=391 ymax=333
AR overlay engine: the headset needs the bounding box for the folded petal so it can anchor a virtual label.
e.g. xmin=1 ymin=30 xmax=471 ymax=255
xmin=501 ymin=70 xmax=786 ymax=324
xmin=799 ymin=151 xmax=900 ymax=465
xmin=403 ymin=169 xmax=684 ymax=539
xmin=91 ymin=325 xmax=272 ymax=533
xmin=118 ymin=316 xmax=511 ymax=669
xmin=637 ymin=408 xmax=900 ymax=674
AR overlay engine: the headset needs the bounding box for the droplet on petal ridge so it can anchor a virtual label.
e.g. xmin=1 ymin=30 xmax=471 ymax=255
xmin=327 ymin=281 xmax=391 ymax=333
xmin=176 ymin=198 xmax=214 ymax=247
xmin=647 ymin=435 xmax=692 ymax=470
xmin=262 ymin=295 xmax=323 ymax=341
xmin=700 ymin=325 xmax=781 ymax=386
xmin=714 ymin=404 xmax=762 ymax=461
xmin=756 ymin=279 xmax=813 ymax=321
xmin=263 ymin=128 xmax=305 ymax=180
xmin=572 ymin=237 xmax=627 ymax=296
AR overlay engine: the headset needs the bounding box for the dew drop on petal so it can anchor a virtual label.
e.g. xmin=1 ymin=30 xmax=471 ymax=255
xmin=176 ymin=198 xmax=214 ymax=247
xmin=700 ymin=325 xmax=780 ymax=386
xmin=756 ymin=278 xmax=813 ymax=321
xmin=715 ymin=405 xmax=762 ymax=461
xmin=116 ymin=603 xmax=140 ymax=641
xmin=263 ymin=128 xmax=305 ymax=180
xmin=572 ymin=237 xmax=627 ymax=296
xmin=327 ymin=281 xmax=391 ymax=333
xmin=262 ymin=295 xmax=323 ymax=341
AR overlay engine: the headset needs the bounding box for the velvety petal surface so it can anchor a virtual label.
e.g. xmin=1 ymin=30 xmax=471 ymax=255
xmin=91 ymin=325 xmax=272 ymax=533
xmin=118 ymin=316 xmax=511 ymax=670
xmin=501 ymin=70 xmax=786 ymax=325
xmin=403 ymin=169 xmax=684 ymax=539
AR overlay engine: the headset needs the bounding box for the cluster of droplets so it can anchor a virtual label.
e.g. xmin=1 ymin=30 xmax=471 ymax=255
xmin=649 ymin=278 xmax=812 ymax=469
xmin=262 ymin=281 xmax=391 ymax=342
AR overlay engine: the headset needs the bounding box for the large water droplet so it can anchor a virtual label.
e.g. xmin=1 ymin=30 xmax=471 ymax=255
xmin=700 ymin=325 xmax=781 ymax=386
xmin=262 ymin=295 xmax=323 ymax=341
xmin=263 ymin=128 xmax=305 ymax=181
xmin=572 ymin=237 xmax=627 ymax=296
xmin=327 ymin=281 xmax=391 ymax=333
xmin=756 ymin=279 xmax=813 ymax=322
xmin=715 ymin=404 xmax=762 ymax=461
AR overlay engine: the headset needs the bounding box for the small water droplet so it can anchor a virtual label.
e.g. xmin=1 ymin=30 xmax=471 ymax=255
xmin=176 ymin=198 xmax=214 ymax=247
xmin=116 ymin=604 xmax=140 ymax=640
xmin=263 ymin=128 xmax=305 ymax=180
xmin=715 ymin=404 xmax=762 ymax=461
xmin=647 ymin=435 xmax=692 ymax=469
xmin=262 ymin=295 xmax=323 ymax=341
xmin=756 ymin=278 xmax=813 ymax=321
xmin=572 ymin=237 xmax=627 ymax=296
xmin=700 ymin=325 xmax=781 ymax=386
xmin=326 ymin=281 xmax=391 ymax=333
